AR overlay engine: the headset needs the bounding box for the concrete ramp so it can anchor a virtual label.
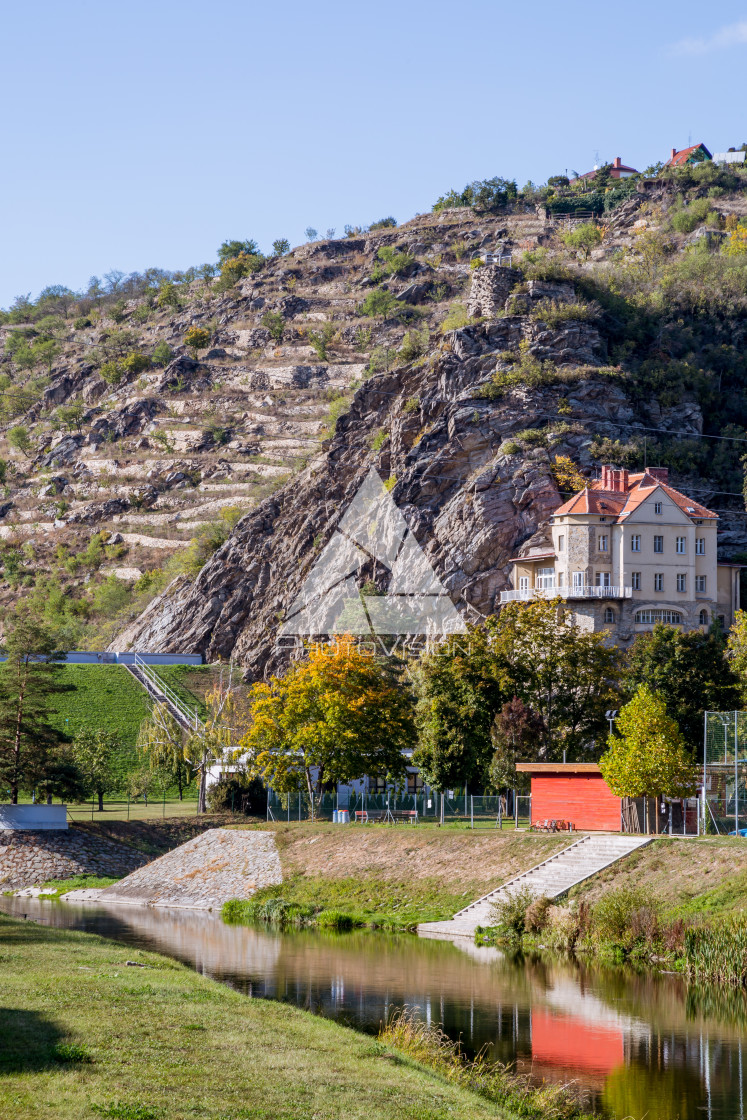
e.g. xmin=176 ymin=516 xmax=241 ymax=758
xmin=419 ymin=833 xmax=651 ymax=940
xmin=98 ymin=828 xmax=282 ymax=910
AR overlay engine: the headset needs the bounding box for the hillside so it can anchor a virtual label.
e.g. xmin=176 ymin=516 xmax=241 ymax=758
xmin=3 ymin=165 xmax=747 ymax=667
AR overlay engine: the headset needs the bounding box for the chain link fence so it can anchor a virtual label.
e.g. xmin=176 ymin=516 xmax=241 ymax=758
xmin=267 ymin=788 xmax=528 ymax=828
xmin=704 ymin=711 xmax=747 ymax=835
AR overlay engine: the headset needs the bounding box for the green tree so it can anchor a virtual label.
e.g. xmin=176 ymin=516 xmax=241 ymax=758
xmin=625 ymin=623 xmax=741 ymax=752
xmin=152 ymin=340 xmax=174 ymax=366
xmin=262 ymin=310 xmax=285 ymax=342
xmin=305 ymin=228 xmax=318 ymax=242
xmin=184 ymin=326 xmax=210 ymax=357
xmin=138 ymin=702 xmax=191 ymax=800
xmin=8 ymin=425 xmax=32 ymax=458
xmin=156 ymin=282 xmax=181 ymax=310
xmin=240 ymin=636 xmax=414 ymax=804
xmin=599 ymin=685 xmax=696 ymax=831
xmin=218 ymin=238 xmax=259 ymax=264
xmin=413 ymin=601 xmax=619 ymax=790
xmin=72 ymin=728 xmax=121 ymax=811
xmin=55 ymin=402 xmax=85 ymax=433
xmin=412 ymin=624 xmax=504 ymax=790
xmin=562 ymin=222 xmax=603 ymax=260
xmin=0 ymin=610 xmax=67 ymax=803
xmin=272 ymin=238 xmax=290 ymax=256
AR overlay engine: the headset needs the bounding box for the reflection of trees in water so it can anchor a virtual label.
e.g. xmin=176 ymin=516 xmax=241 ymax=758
xmin=3 ymin=900 xmax=747 ymax=1119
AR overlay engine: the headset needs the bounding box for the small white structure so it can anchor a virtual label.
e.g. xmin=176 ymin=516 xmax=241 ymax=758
xmin=0 ymin=804 xmax=68 ymax=830
xmin=713 ymin=151 xmax=746 ymax=165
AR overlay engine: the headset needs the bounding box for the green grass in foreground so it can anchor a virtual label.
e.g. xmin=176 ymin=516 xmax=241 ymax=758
xmin=223 ymin=873 xmax=472 ymax=931
xmin=0 ymin=913 xmax=507 ymax=1120
xmin=37 ymin=875 xmax=121 ymax=898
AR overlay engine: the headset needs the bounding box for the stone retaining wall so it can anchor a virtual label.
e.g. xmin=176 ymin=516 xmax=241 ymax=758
xmin=0 ymin=828 xmax=148 ymax=889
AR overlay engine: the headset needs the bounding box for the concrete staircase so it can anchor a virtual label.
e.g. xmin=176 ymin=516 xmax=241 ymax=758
xmin=418 ymin=833 xmax=652 ymax=940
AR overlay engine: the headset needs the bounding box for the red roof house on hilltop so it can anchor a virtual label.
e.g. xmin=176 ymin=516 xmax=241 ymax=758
xmin=570 ymin=156 xmax=638 ymax=184
xmin=666 ymin=143 xmax=712 ymax=167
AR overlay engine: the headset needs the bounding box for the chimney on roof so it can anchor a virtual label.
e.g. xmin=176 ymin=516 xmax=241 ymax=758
xmin=647 ymin=467 xmax=669 ymax=483
xmin=601 ymin=465 xmax=628 ymax=492
xmin=671 ymin=148 xmax=677 ymax=160
xmin=614 ymin=157 xmax=621 ymax=168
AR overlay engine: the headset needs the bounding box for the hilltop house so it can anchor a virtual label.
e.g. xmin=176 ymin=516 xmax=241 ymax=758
xmin=570 ymin=156 xmax=638 ymax=184
xmin=666 ymin=143 xmax=712 ymax=167
xmin=501 ymin=466 xmax=741 ymax=644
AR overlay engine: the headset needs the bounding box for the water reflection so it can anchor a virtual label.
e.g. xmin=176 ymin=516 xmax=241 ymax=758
xmin=1 ymin=896 xmax=745 ymax=1120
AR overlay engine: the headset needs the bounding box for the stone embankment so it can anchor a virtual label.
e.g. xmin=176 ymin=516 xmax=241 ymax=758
xmin=0 ymin=827 xmax=148 ymax=889
xmin=97 ymin=828 xmax=281 ymax=910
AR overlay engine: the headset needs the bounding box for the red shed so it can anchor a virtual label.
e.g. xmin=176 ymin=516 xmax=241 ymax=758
xmin=516 ymin=763 xmax=622 ymax=832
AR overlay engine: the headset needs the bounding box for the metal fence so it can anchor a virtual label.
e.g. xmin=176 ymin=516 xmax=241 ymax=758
xmin=267 ymin=789 xmax=530 ymax=828
xmin=704 ymin=711 xmax=747 ymax=835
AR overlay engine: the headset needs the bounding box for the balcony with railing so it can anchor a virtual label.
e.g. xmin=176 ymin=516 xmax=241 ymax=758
xmin=500 ymin=582 xmax=633 ymax=604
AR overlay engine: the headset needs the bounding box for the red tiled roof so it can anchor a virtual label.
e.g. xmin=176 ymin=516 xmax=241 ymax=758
xmin=666 ymin=143 xmax=712 ymax=167
xmin=551 ymin=471 xmax=716 ymax=523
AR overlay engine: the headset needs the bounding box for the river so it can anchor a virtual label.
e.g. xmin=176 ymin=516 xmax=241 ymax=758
xmin=1 ymin=895 xmax=745 ymax=1120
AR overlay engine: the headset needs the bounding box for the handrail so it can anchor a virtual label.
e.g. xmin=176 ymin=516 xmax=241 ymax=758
xmin=132 ymin=654 xmax=205 ymax=732
xmin=500 ymin=586 xmax=632 ymax=603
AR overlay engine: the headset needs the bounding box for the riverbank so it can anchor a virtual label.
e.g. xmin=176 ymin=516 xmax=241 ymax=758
xmin=223 ymin=824 xmax=570 ymax=930
xmin=0 ymin=911 xmax=591 ymax=1120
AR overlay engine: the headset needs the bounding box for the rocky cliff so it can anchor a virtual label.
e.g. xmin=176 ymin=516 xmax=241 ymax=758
xmin=3 ymin=182 xmax=746 ymax=664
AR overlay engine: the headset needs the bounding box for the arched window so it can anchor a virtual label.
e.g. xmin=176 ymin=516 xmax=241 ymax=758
xmin=635 ymin=609 xmax=683 ymax=625
xmin=603 ymin=607 xmax=615 ymax=623
xmin=699 ymin=609 xmax=709 ymax=626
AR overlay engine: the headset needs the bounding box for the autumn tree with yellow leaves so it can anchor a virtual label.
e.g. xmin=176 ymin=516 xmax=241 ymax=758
xmin=239 ymin=636 xmax=415 ymax=805
xmin=599 ymin=684 xmax=696 ymax=832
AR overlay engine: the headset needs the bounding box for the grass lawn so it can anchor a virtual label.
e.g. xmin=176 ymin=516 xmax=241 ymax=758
xmin=49 ymin=665 xmax=151 ymax=745
xmin=0 ymin=913 xmax=507 ymax=1120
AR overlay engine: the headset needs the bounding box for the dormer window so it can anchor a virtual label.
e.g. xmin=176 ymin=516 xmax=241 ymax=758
xmin=654 ymin=501 xmax=662 ymax=515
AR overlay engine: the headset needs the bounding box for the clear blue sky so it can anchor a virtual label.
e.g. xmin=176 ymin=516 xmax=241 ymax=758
xmin=1 ymin=0 xmax=746 ymax=306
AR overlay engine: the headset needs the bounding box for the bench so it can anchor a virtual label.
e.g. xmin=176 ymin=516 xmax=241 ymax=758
xmin=355 ymin=809 xmax=418 ymax=825
xmin=531 ymin=819 xmax=573 ymax=833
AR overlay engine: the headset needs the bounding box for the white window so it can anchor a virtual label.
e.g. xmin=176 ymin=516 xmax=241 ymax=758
xmin=595 ymin=572 xmax=611 ymax=587
xmin=677 ymin=573 xmax=686 ymax=592
xmin=696 ymin=575 xmax=707 ymax=593
xmin=536 ymin=567 xmax=555 ymax=589
xmin=699 ymin=609 xmax=709 ymax=626
xmin=603 ymin=607 xmax=615 ymax=623
xmin=676 ymin=536 xmax=686 ymax=554
xmin=654 ymin=573 xmax=664 ymax=591
xmin=635 ymin=609 xmax=683 ymax=625
xmin=558 ymin=534 xmax=565 ymax=552
xmin=696 ymin=538 xmax=705 ymax=555
xmin=654 ymin=535 xmax=664 ymax=553
xmin=519 ymin=576 xmax=529 ymax=592
xmin=654 ymin=501 xmax=663 ymax=515
xmin=631 ymin=571 xmax=641 ymax=590
xmin=598 ymin=534 xmax=608 ymax=552
xmin=572 ymin=571 xmax=584 ymax=592
xmin=631 ymin=534 xmax=641 ymax=552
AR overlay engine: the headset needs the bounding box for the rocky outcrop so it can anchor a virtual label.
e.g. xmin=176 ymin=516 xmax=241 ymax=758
xmin=112 ymin=306 xmax=644 ymax=677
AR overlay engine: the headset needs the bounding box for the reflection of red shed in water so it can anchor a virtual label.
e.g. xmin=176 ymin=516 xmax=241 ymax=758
xmin=516 ymin=763 xmax=622 ymax=832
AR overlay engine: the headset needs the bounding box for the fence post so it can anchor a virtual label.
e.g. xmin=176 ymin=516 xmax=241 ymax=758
xmin=470 ymin=795 xmax=473 ymax=830
xmin=515 ymin=794 xmax=518 ymax=831
xmin=440 ymin=793 xmax=444 ymax=825
xmin=266 ymin=787 xmax=270 ymax=822
xmin=498 ymin=798 xmax=502 ymax=831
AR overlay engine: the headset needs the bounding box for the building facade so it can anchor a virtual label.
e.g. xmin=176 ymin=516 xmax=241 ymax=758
xmin=501 ymin=466 xmax=740 ymax=645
